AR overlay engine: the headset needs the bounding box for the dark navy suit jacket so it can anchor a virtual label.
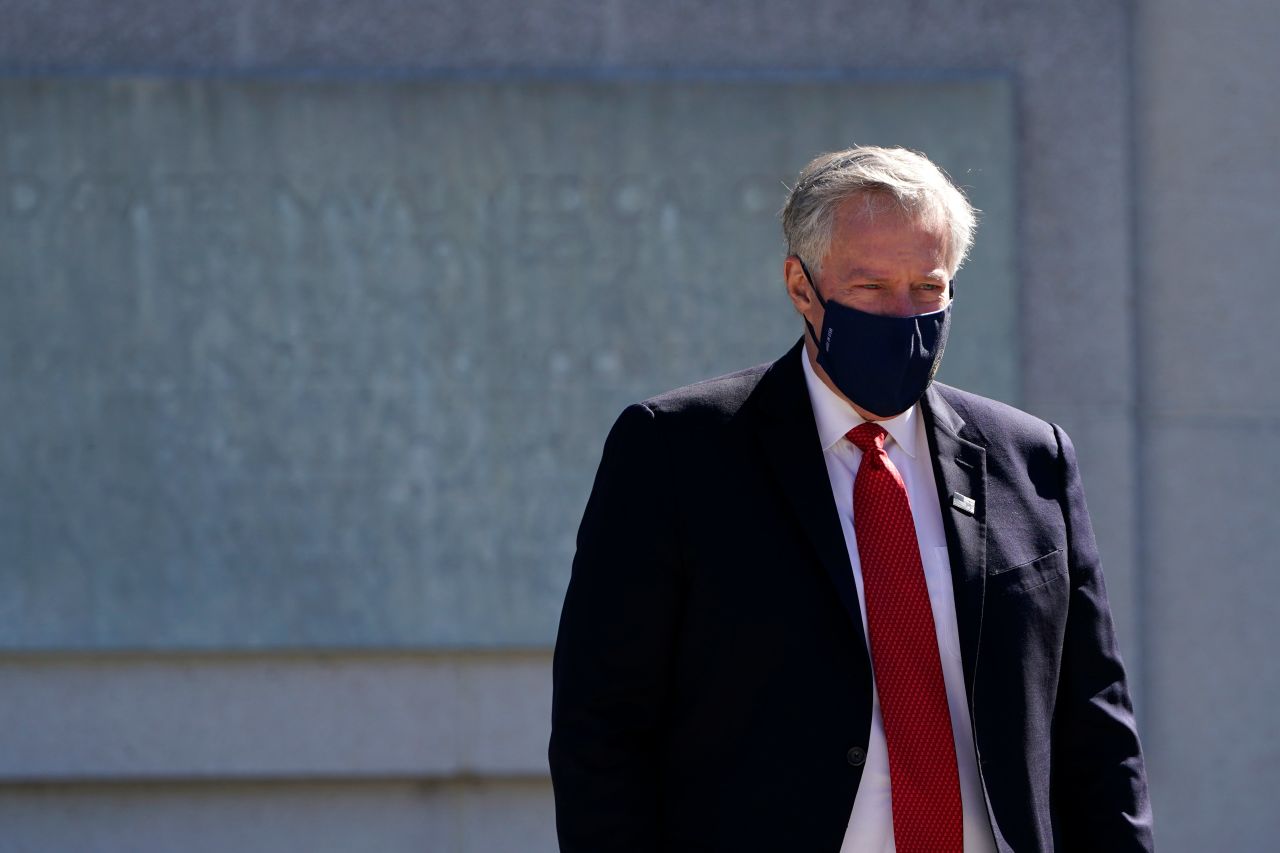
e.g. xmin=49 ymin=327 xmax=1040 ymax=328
xmin=550 ymin=340 xmax=1154 ymax=852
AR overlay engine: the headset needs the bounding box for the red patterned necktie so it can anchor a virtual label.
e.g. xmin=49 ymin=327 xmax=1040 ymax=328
xmin=847 ymin=422 xmax=963 ymax=853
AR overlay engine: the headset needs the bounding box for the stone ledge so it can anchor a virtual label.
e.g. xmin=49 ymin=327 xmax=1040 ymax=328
xmin=0 ymin=651 xmax=553 ymax=780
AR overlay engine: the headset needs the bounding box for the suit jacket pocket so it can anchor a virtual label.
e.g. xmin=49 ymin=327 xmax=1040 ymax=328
xmin=987 ymin=548 xmax=1066 ymax=595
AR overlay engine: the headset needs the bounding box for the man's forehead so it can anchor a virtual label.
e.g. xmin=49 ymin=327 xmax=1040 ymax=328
xmin=832 ymin=192 xmax=945 ymax=230
xmin=834 ymin=190 xmax=907 ymax=215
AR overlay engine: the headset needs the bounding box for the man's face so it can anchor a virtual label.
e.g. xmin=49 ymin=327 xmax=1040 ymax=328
xmin=784 ymin=194 xmax=953 ymax=417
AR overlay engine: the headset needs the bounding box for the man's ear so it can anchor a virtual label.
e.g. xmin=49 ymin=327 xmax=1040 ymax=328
xmin=784 ymin=256 xmax=816 ymax=316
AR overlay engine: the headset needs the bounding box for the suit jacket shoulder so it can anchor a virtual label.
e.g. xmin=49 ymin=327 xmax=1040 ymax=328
xmin=931 ymin=381 xmax=1057 ymax=448
xmin=640 ymin=361 xmax=770 ymax=422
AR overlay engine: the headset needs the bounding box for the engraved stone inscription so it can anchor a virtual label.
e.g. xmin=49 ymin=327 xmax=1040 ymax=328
xmin=0 ymin=79 xmax=1015 ymax=648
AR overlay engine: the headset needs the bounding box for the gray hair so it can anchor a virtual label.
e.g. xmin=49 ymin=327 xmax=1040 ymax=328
xmin=780 ymin=146 xmax=979 ymax=276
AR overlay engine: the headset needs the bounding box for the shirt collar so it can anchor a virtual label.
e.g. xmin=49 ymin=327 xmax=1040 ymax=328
xmin=799 ymin=345 xmax=920 ymax=458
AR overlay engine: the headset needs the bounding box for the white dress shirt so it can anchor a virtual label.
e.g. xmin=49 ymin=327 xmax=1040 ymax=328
xmin=800 ymin=348 xmax=997 ymax=853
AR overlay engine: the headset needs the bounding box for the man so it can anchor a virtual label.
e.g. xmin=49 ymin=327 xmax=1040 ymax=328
xmin=549 ymin=146 xmax=1153 ymax=852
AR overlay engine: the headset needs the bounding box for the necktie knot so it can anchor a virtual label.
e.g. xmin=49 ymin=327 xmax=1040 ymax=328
xmin=846 ymin=422 xmax=888 ymax=455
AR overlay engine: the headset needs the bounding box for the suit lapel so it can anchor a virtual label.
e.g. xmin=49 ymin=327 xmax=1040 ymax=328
xmin=922 ymin=385 xmax=988 ymax=695
xmin=749 ymin=341 xmax=873 ymax=668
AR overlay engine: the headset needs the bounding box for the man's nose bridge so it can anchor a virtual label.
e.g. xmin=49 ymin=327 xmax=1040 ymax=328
xmin=888 ymin=289 xmax=917 ymax=317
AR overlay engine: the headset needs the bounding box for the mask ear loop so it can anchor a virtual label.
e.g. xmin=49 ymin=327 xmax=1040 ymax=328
xmin=794 ymin=256 xmax=826 ymax=349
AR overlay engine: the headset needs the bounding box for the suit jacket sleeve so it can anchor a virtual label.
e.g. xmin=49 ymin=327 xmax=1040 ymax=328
xmin=1051 ymin=423 xmax=1156 ymax=850
xmin=549 ymin=403 xmax=684 ymax=851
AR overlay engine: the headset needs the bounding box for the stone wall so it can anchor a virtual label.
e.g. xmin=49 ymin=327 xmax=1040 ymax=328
xmin=3 ymin=1 xmax=1278 ymax=850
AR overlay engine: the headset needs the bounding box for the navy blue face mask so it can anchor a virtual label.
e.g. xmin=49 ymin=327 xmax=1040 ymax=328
xmin=798 ymin=258 xmax=953 ymax=418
